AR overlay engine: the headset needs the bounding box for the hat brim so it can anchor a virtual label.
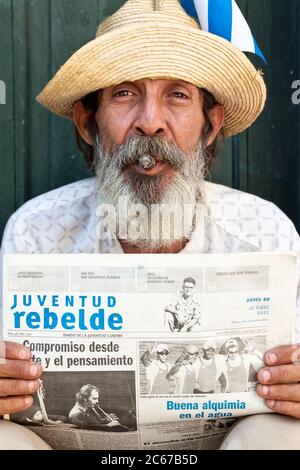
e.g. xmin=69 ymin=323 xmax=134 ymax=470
xmin=37 ymin=19 xmax=266 ymax=138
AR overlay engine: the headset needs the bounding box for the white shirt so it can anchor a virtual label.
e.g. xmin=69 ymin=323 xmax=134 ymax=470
xmin=1 ymin=177 xmax=300 ymax=339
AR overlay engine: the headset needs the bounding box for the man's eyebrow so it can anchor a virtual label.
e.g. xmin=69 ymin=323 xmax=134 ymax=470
xmin=112 ymin=82 xmax=136 ymax=88
xmin=168 ymin=80 xmax=194 ymax=88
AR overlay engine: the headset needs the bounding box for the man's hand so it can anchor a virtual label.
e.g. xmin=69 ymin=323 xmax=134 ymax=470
xmin=257 ymin=344 xmax=300 ymax=419
xmin=0 ymin=341 xmax=42 ymax=416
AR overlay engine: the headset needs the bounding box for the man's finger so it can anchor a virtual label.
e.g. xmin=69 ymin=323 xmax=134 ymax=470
xmin=0 ymin=359 xmax=42 ymax=380
xmin=264 ymin=344 xmax=300 ymax=366
xmin=257 ymin=383 xmax=300 ymax=402
xmin=0 ymin=342 xmax=31 ymax=361
xmin=265 ymin=399 xmax=300 ymax=419
xmin=0 ymin=379 xmax=40 ymax=397
xmin=0 ymin=396 xmax=33 ymax=416
xmin=257 ymin=363 xmax=300 ymax=385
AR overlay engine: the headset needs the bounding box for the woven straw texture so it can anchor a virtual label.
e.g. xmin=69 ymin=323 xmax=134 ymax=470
xmin=37 ymin=0 xmax=266 ymax=137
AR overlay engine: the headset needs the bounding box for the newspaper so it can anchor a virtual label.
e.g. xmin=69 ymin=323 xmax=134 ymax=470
xmin=1 ymin=252 xmax=298 ymax=450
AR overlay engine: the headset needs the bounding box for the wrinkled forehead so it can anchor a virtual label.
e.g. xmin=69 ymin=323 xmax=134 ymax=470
xmin=100 ymin=77 xmax=203 ymax=94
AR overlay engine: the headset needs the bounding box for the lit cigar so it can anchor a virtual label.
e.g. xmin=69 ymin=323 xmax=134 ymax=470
xmin=138 ymin=155 xmax=157 ymax=170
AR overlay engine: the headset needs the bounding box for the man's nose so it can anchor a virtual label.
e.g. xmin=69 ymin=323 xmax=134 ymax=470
xmin=133 ymin=96 xmax=166 ymax=137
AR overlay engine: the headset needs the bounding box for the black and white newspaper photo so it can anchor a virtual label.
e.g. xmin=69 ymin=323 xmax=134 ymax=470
xmin=1 ymin=252 xmax=298 ymax=449
xmin=10 ymin=371 xmax=137 ymax=450
xmin=139 ymin=336 xmax=265 ymax=396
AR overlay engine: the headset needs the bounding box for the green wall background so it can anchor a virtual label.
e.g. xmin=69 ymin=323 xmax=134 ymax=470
xmin=1 ymin=0 xmax=300 ymax=240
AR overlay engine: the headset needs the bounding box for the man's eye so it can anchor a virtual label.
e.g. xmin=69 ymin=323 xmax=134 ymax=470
xmin=170 ymin=91 xmax=189 ymax=99
xmin=114 ymin=90 xmax=134 ymax=97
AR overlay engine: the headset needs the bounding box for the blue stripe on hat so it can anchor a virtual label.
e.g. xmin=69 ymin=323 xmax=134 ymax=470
xmin=208 ymin=0 xmax=232 ymax=42
xmin=180 ymin=0 xmax=199 ymax=20
xmin=181 ymin=0 xmax=267 ymax=63
xmin=253 ymin=37 xmax=267 ymax=64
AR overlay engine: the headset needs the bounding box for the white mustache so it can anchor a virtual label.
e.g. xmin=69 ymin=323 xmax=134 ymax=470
xmin=111 ymin=136 xmax=187 ymax=172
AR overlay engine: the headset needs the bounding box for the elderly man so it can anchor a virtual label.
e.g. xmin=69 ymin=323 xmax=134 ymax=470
xmin=1 ymin=0 xmax=300 ymax=450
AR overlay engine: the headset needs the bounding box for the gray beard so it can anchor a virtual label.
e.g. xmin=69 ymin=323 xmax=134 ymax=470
xmin=94 ymin=135 xmax=207 ymax=251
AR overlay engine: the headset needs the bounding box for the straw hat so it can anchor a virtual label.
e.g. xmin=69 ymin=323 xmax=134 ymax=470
xmin=37 ymin=0 xmax=266 ymax=138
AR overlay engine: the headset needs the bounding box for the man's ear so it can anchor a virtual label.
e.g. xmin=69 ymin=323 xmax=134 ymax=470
xmin=73 ymin=101 xmax=95 ymax=146
xmin=206 ymin=104 xmax=225 ymax=146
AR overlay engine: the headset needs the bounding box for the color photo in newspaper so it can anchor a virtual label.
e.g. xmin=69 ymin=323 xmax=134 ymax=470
xmin=1 ymin=252 xmax=298 ymax=450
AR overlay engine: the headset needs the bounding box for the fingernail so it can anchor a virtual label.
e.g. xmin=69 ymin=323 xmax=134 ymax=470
xmin=29 ymin=365 xmax=38 ymax=376
xmin=262 ymin=370 xmax=272 ymax=381
xmin=294 ymin=348 xmax=300 ymax=361
xmin=291 ymin=348 xmax=300 ymax=364
xmin=262 ymin=386 xmax=269 ymax=396
xmin=267 ymin=352 xmax=277 ymax=364
xmin=267 ymin=400 xmax=276 ymax=408
xmin=18 ymin=349 xmax=29 ymax=360
xmin=28 ymin=381 xmax=38 ymax=392
xmin=24 ymin=396 xmax=33 ymax=406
